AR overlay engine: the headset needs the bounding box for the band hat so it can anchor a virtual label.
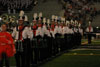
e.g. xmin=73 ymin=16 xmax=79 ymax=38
xmin=33 ymin=13 xmax=38 ymax=21
xmin=38 ymin=17 xmax=42 ymax=21
xmin=43 ymin=18 xmax=46 ymax=24
xmin=47 ymin=19 xmax=50 ymax=27
xmin=66 ymin=20 xmax=69 ymax=25
xmin=38 ymin=12 xmax=43 ymax=21
xmin=78 ymin=23 xmax=81 ymax=27
xmin=71 ymin=19 xmax=74 ymax=24
xmin=39 ymin=12 xmax=43 ymax=17
xmin=47 ymin=19 xmax=50 ymax=24
xmin=62 ymin=17 xmax=66 ymax=23
xmin=55 ymin=16 xmax=58 ymax=22
xmin=61 ymin=17 xmax=64 ymax=23
xmin=19 ymin=10 xmax=24 ymax=17
xmin=75 ymin=20 xmax=77 ymax=25
xmin=75 ymin=20 xmax=78 ymax=26
xmin=24 ymin=15 xmax=28 ymax=21
xmin=51 ymin=15 xmax=55 ymax=21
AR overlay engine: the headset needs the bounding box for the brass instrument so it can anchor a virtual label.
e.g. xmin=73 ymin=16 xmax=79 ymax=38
xmin=1 ymin=14 xmax=8 ymax=23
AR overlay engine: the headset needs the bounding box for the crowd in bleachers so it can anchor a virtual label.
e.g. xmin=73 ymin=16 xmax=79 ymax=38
xmin=0 ymin=0 xmax=36 ymax=14
xmin=61 ymin=0 xmax=97 ymax=27
xmin=0 ymin=0 xmax=34 ymax=9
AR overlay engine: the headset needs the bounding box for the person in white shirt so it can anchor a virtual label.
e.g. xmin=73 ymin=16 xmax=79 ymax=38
xmin=63 ymin=20 xmax=70 ymax=49
xmin=86 ymin=21 xmax=93 ymax=44
xmin=50 ymin=16 xmax=55 ymax=56
xmin=22 ymin=21 xmax=33 ymax=67
xmin=12 ymin=15 xmax=26 ymax=67
xmin=42 ymin=18 xmax=51 ymax=60
xmin=58 ymin=17 xmax=65 ymax=51
xmin=68 ymin=20 xmax=74 ymax=48
xmin=35 ymin=13 xmax=44 ymax=62
xmin=12 ymin=14 xmax=33 ymax=67
xmin=86 ymin=22 xmax=93 ymax=33
xmin=47 ymin=19 xmax=53 ymax=58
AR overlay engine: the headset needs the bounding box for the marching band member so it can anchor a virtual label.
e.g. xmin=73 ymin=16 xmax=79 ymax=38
xmin=22 ymin=15 xmax=33 ymax=67
xmin=47 ymin=19 xmax=52 ymax=58
xmin=12 ymin=16 xmax=25 ymax=67
xmin=31 ymin=13 xmax=38 ymax=65
xmin=35 ymin=12 xmax=43 ymax=62
xmin=68 ymin=20 xmax=74 ymax=48
xmin=73 ymin=20 xmax=80 ymax=46
xmin=86 ymin=21 xmax=93 ymax=44
xmin=59 ymin=17 xmax=67 ymax=51
xmin=42 ymin=18 xmax=51 ymax=60
xmin=58 ymin=17 xmax=65 ymax=51
xmin=63 ymin=20 xmax=70 ymax=49
xmin=50 ymin=15 xmax=55 ymax=56
xmin=0 ymin=24 xmax=16 ymax=67
xmin=54 ymin=16 xmax=60 ymax=55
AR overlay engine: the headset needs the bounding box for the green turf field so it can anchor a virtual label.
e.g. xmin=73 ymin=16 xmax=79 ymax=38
xmin=9 ymin=57 xmax=16 ymax=66
xmin=4 ymin=39 xmax=100 ymax=67
xmin=39 ymin=50 xmax=100 ymax=67
xmin=39 ymin=39 xmax=100 ymax=67
xmin=82 ymin=39 xmax=100 ymax=46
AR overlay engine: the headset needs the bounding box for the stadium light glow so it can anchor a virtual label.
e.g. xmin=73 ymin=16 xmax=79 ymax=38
xmin=0 ymin=17 xmax=2 ymax=21
xmin=96 ymin=27 xmax=99 ymax=29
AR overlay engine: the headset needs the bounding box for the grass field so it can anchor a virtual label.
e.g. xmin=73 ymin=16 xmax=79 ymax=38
xmin=3 ymin=39 xmax=100 ymax=67
xmin=39 ymin=50 xmax=100 ymax=67
xmin=82 ymin=39 xmax=100 ymax=45
xmin=39 ymin=39 xmax=100 ymax=67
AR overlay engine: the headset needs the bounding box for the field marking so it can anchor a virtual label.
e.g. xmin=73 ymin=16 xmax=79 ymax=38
xmin=64 ymin=54 xmax=100 ymax=56
xmin=71 ymin=49 xmax=100 ymax=51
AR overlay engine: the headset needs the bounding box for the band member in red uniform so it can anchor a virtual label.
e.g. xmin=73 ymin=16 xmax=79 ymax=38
xmin=31 ymin=13 xmax=38 ymax=64
xmin=0 ymin=24 xmax=16 ymax=67
xmin=86 ymin=21 xmax=93 ymax=44
xmin=35 ymin=12 xmax=43 ymax=62
xmin=32 ymin=13 xmax=38 ymax=37
xmin=30 ymin=19 xmax=37 ymax=65
xmin=42 ymin=18 xmax=51 ymax=59
xmin=50 ymin=15 xmax=55 ymax=56
xmin=12 ymin=16 xmax=25 ymax=67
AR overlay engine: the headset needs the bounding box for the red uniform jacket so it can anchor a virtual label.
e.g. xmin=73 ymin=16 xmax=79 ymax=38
xmin=0 ymin=32 xmax=15 ymax=58
xmin=51 ymin=24 xmax=55 ymax=31
xmin=18 ymin=26 xmax=24 ymax=40
xmin=33 ymin=25 xmax=37 ymax=37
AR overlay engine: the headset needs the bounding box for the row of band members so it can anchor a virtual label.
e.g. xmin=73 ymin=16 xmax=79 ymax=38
xmin=0 ymin=12 xmax=93 ymax=67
